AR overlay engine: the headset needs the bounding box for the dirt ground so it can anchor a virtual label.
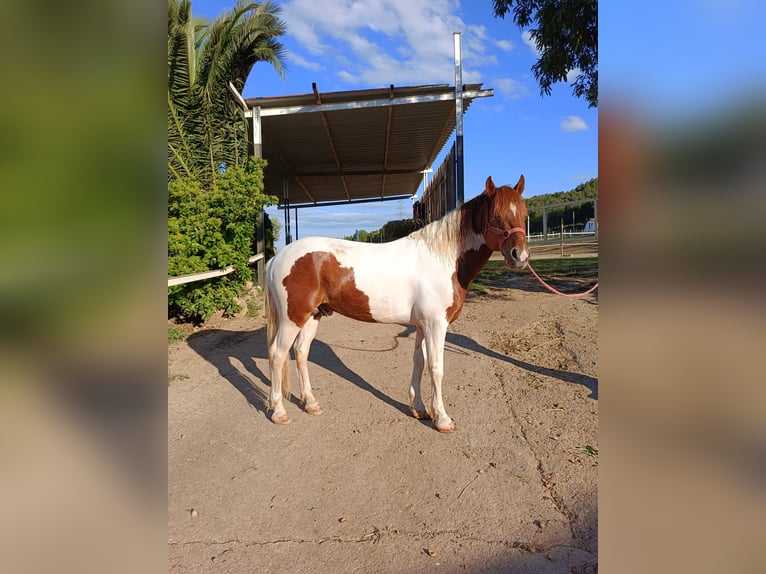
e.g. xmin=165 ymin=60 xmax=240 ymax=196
xmin=168 ymin=271 xmax=598 ymax=573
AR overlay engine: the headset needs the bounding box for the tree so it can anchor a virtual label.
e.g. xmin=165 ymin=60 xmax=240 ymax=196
xmin=167 ymin=0 xmax=285 ymax=322
xmin=168 ymin=0 xmax=286 ymax=184
xmin=382 ymin=218 xmax=425 ymax=241
xmin=525 ymin=178 xmax=597 ymax=234
xmin=168 ymin=158 xmax=277 ymax=322
xmin=493 ymin=0 xmax=597 ymax=108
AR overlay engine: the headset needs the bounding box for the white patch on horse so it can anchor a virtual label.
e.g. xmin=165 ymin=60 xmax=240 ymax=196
xmin=463 ymin=228 xmax=483 ymax=252
xmin=509 ymin=201 xmax=518 ymax=217
xmin=410 ymin=210 xmax=462 ymax=265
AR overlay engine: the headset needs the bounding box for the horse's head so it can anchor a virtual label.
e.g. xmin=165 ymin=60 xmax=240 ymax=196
xmin=482 ymin=175 xmax=530 ymax=269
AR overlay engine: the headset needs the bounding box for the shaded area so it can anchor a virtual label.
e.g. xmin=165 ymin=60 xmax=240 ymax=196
xmin=186 ymin=326 xmax=414 ymax=420
xmin=186 ymin=320 xmax=596 ymax=421
xmin=447 ymin=332 xmax=598 ymax=400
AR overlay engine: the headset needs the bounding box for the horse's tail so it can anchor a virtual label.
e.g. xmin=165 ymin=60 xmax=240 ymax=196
xmin=264 ymin=272 xmax=290 ymax=403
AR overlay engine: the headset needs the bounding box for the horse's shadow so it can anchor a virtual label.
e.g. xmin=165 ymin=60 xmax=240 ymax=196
xmin=186 ymin=326 xmax=415 ymax=420
xmin=445 ymin=332 xmax=598 ymax=400
xmin=186 ymin=323 xmax=597 ymax=421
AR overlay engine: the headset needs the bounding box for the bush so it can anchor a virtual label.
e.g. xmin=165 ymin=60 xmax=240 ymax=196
xmin=381 ymin=218 xmax=425 ymax=241
xmin=168 ymin=158 xmax=277 ymax=322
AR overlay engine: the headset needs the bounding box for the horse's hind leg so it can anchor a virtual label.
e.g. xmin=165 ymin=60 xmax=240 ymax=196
xmin=269 ymin=322 xmax=300 ymax=425
xmin=409 ymin=328 xmax=430 ymax=420
xmin=294 ymin=313 xmax=322 ymax=415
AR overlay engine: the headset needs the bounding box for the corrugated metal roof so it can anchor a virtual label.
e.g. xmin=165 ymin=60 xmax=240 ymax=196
xmin=244 ymin=83 xmax=491 ymax=207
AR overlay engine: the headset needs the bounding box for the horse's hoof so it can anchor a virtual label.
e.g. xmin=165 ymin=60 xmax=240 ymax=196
xmin=434 ymin=419 xmax=457 ymax=433
xmin=271 ymin=412 xmax=290 ymax=425
xmin=411 ymin=408 xmax=431 ymax=420
xmin=304 ymin=403 xmax=323 ymax=416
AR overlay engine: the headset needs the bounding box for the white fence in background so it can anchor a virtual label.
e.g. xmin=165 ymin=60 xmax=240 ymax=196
xmin=527 ymin=197 xmax=598 ymax=243
xmin=527 ymin=230 xmax=596 ymax=242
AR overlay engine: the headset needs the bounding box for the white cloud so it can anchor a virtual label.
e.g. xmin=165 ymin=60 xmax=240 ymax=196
xmin=560 ymin=115 xmax=589 ymax=133
xmin=281 ymin=0 xmax=494 ymax=87
xmin=496 ymin=39 xmax=514 ymax=52
xmin=521 ymin=30 xmax=541 ymax=57
xmin=494 ymin=77 xmax=529 ymax=100
xmin=566 ymin=68 xmax=581 ymax=83
xmin=288 ymin=52 xmax=323 ymax=72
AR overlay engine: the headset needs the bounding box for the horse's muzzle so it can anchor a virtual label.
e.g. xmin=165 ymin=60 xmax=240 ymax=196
xmin=506 ymin=246 xmax=530 ymax=269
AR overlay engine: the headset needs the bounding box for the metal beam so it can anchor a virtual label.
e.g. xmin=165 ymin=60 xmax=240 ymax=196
xmin=286 ymin=194 xmax=415 ymax=209
xmin=318 ymin=113 xmax=350 ymax=199
xmin=263 ymin=168 xmax=429 ymax=178
xmin=381 ymin=84 xmax=394 ymax=197
xmin=261 ymin=128 xmax=317 ymax=203
xmin=255 ymin=89 xmax=493 ymax=117
xmin=250 ymin=106 xmax=262 ymax=158
xmin=454 ymin=32 xmax=465 ymax=206
xmin=226 ymin=81 xmax=248 ymax=111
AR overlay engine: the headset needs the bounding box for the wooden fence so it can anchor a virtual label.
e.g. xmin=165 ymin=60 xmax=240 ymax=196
xmin=167 ymin=253 xmax=264 ymax=287
xmin=416 ymin=143 xmax=456 ymax=223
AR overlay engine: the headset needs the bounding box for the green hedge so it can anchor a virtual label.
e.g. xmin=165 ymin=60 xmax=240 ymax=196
xmin=168 ymin=158 xmax=277 ymax=322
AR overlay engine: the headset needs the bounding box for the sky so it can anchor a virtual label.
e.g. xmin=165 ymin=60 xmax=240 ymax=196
xmin=599 ymin=0 xmax=766 ymax=122
xmin=192 ymin=0 xmax=598 ymax=244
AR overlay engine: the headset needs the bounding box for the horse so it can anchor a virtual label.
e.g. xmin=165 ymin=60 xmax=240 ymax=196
xmin=264 ymin=175 xmax=529 ymax=432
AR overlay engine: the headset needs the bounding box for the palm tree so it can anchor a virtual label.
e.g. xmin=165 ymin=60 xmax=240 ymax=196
xmin=168 ymin=0 xmax=286 ymax=184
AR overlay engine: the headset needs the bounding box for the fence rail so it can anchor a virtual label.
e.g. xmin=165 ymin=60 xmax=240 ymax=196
xmin=528 ymin=230 xmax=597 ymax=242
xmin=167 ymin=253 xmax=265 ymax=287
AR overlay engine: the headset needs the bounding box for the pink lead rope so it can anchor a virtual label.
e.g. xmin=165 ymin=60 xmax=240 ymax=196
xmin=526 ymin=262 xmax=599 ymax=298
xmin=485 ymin=223 xmax=599 ymax=298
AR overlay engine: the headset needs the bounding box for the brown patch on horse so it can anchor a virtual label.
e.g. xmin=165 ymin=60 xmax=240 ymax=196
xmin=283 ymin=251 xmax=374 ymax=326
xmin=446 ymin=245 xmax=493 ymax=323
xmin=444 ymin=176 xmax=527 ymax=322
xmin=446 ymin=271 xmax=465 ymax=323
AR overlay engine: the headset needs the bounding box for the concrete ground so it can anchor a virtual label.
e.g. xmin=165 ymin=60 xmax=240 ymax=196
xmin=168 ymin=273 xmax=598 ymax=573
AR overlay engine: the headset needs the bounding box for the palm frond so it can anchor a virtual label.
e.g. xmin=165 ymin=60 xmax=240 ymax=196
xmin=168 ymin=0 xmax=286 ymax=182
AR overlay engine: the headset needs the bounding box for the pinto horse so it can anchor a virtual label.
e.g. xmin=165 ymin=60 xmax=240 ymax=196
xmin=264 ymin=175 xmax=529 ymax=432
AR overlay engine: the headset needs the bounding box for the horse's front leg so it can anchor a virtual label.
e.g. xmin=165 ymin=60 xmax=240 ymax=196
xmin=424 ymin=318 xmax=456 ymax=433
xmin=408 ymin=328 xmax=430 ymax=420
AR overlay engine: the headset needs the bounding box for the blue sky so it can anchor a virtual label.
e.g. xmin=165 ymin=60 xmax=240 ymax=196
xmin=192 ymin=0 xmax=598 ymax=243
xmin=599 ymin=0 xmax=766 ymax=122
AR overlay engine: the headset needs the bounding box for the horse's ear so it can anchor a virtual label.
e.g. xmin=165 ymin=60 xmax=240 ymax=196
xmin=515 ymin=174 xmax=525 ymax=195
xmin=485 ymin=176 xmax=496 ymax=195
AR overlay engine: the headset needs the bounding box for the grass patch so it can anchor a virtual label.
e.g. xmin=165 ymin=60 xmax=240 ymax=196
xmin=579 ymin=445 xmax=599 ymax=457
xmin=168 ymin=326 xmax=188 ymax=344
xmin=471 ymin=257 xmax=598 ymax=292
xmin=246 ymin=298 xmax=261 ymax=317
xmin=526 ymin=257 xmax=598 ymax=277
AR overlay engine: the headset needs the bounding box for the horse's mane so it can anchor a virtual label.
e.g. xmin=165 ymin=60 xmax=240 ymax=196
xmin=409 ymin=193 xmax=487 ymax=264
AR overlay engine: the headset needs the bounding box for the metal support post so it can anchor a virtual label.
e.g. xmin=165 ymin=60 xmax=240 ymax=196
xmin=453 ymin=32 xmax=464 ymax=206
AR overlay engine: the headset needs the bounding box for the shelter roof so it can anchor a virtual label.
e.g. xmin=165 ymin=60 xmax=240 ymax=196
xmin=244 ymin=83 xmax=491 ymax=207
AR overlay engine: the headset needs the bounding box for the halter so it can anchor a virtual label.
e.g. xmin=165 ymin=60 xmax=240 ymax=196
xmin=484 ymin=222 xmax=526 ymax=253
xmin=483 ymin=194 xmax=526 ymax=254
